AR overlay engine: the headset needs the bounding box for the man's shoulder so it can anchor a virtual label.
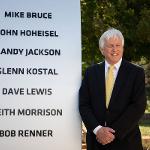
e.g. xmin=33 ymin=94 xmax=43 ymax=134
xmin=86 ymin=62 xmax=104 ymax=71
xmin=123 ymin=59 xmax=144 ymax=72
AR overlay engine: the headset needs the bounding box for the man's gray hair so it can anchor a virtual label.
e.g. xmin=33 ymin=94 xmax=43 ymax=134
xmin=99 ymin=28 xmax=124 ymax=50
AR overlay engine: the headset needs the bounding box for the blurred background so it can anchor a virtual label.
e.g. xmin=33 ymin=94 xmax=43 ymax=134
xmin=80 ymin=0 xmax=150 ymax=149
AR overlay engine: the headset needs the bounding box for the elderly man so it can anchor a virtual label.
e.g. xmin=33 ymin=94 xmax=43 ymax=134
xmin=79 ymin=28 xmax=146 ymax=150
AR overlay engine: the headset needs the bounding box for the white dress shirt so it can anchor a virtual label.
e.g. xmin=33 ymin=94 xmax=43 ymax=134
xmin=93 ymin=58 xmax=122 ymax=135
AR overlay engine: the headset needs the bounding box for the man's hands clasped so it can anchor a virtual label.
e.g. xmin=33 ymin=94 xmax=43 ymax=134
xmin=96 ymin=127 xmax=115 ymax=145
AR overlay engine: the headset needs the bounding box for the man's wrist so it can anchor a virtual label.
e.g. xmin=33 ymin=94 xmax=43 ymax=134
xmin=93 ymin=125 xmax=102 ymax=135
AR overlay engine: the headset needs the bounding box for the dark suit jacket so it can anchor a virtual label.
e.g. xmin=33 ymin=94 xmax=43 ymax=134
xmin=79 ymin=59 xmax=146 ymax=150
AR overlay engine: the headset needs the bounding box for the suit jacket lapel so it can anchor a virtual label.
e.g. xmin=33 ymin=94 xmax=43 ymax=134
xmin=96 ymin=62 xmax=106 ymax=109
xmin=108 ymin=60 xmax=128 ymax=109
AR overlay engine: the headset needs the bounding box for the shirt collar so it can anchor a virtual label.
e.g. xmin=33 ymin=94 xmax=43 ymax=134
xmin=105 ymin=58 xmax=122 ymax=71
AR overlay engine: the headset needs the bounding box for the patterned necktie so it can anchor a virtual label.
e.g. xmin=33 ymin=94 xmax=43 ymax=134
xmin=106 ymin=65 xmax=115 ymax=108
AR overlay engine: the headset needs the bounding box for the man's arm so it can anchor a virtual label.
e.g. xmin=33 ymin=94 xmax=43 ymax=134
xmin=111 ymin=68 xmax=146 ymax=140
xmin=79 ymin=68 xmax=100 ymax=131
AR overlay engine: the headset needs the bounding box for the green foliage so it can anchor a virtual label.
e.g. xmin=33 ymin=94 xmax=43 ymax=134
xmin=81 ymin=0 xmax=150 ymax=72
xmin=81 ymin=0 xmax=150 ymax=111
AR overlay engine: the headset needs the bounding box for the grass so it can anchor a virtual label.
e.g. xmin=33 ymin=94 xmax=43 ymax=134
xmin=140 ymin=119 xmax=150 ymax=136
xmin=139 ymin=119 xmax=150 ymax=149
xmin=140 ymin=126 xmax=150 ymax=136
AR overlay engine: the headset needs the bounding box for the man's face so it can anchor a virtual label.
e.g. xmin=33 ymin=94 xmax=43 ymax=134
xmin=101 ymin=37 xmax=123 ymax=65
